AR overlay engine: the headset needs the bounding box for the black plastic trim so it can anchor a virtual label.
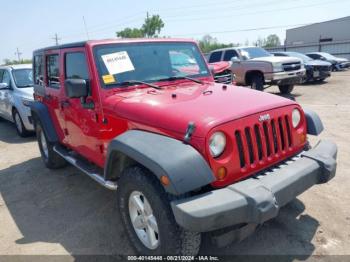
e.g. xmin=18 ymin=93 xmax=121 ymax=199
xmin=105 ymin=130 xmax=215 ymax=195
xmin=303 ymin=108 xmax=324 ymax=135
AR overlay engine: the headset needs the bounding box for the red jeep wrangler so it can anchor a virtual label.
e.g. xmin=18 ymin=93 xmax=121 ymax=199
xmin=29 ymin=39 xmax=337 ymax=255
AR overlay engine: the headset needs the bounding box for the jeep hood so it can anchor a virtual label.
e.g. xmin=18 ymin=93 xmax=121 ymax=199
xmin=107 ymin=82 xmax=296 ymax=137
xmin=251 ymin=56 xmax=301 ymax=64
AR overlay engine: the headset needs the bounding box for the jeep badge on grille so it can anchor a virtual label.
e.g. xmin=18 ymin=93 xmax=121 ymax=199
xmin=259 ymin=114 xmax=271 ymax=122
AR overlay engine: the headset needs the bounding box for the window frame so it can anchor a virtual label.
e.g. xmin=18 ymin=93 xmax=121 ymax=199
xmin=46 ymin=53 xmax=61 ymax=89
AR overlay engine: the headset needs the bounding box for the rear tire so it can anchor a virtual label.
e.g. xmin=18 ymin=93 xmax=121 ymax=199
xmin=250 ymin=74 xmax=264 ymax=91
xmin=35 ymin=120 xmax=66 ymax=169
xmin=13 ymin=109 xmax=30 ymax=137
xmin=278 ymin=84 xmax=294 ymax=94
xmin=117 ymin=166 xmax=201 ymax=255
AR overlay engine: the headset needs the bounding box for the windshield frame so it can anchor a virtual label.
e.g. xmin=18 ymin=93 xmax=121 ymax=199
xmin=11 ymin=68 xmax=33 ymax=88
xmin=93 ymin=41 xmax=211 ymax=89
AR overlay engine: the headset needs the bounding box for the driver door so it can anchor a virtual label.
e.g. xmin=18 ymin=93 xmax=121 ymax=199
xmin=0 ymin=69 xmax=13 ymax=120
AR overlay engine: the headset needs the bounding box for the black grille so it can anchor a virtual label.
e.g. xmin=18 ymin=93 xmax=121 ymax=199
xmin=214 ymin=69 xmax=233 ymax=84
xmin=235 ymin=116 xmax=293 ymax=168
xmin=283 ymin=62 xmax=301 ymax=71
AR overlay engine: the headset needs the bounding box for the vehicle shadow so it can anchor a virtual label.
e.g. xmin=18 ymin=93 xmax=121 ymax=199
xmin=0 ymin=120 xmax=35 ymax=144
xmin=200 ymin=198 xmax=319 ymax=260
xmin=301 ymin=80 xmax=328 ymax=86
xmin=268 ymin=92 xmax=302 ymax=101
xmin=0 ymin=157 xmax=319 ymax=258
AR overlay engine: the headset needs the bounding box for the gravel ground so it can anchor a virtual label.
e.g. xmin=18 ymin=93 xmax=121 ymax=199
xmin=0 ymin=72 xmax=349 ymax=260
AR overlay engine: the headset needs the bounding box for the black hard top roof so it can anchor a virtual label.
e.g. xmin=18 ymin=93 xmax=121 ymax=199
xmin=33 ymin=41 xmax=87 ymax=53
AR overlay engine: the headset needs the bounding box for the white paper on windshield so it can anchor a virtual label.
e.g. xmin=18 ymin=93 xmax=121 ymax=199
xmin=101 ymin=51 xmax=135 ymax=75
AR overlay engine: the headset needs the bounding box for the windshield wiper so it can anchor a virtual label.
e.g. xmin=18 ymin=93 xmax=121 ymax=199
xmin=118 ymin=80 xmax=162 ymax=90
xmin=157 ymin=76 xmax=204 ymax=84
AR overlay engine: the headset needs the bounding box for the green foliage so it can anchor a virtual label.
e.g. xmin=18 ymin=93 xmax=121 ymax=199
xmin=2 ymin=59 xmax=32 ymax=66
xmin=198 ymin=35 xmax=239 ymax=54
xmin=253 ymin=34 xmax=281 ymax=48
xmin=116 ymin=14 xmax=164 ymax=38
xmin=264 ymin=34 xmax=281 ymax=48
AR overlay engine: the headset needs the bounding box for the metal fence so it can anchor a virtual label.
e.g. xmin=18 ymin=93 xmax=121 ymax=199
xmin=265 ymin=39 xmax=350 ymax=59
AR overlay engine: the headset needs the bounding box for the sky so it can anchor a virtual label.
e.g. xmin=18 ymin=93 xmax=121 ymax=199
xmin=1 ymin=0 xmax=350 ymax=63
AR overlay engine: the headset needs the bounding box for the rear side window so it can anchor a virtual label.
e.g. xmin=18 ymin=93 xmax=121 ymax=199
xmin=1 ymin=70 xmax=11 ymax=86
xmin=223 ymin=50 xmax=239 ymax=61
xmin=65 ymin=52 xmax=89 ymax=80
xmin=34 ymin=55 xmax=44 ymax=86
xmin=46 ymin=54 xmax=60 ymax=88
xmin=208 ymin=51 xmax=223 ymax=63
xmin=0 ymin=70 xmax=4 ymax=82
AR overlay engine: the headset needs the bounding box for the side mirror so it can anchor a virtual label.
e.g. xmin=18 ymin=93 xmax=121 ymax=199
xmin=0 ymin=83 xmax=9 ymax=90
xmin=64 ymin=79 xmax=88 ymax=98
xmin=231 ymin=57 xmax=241 ymax=63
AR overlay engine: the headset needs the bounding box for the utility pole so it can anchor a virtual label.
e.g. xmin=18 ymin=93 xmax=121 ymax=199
xmin=52 ymin=33 xmax=61 ymax=46
xmin=83 ymin=16 xmax=90 ymax=40
xmin=14 ymin=48 xmax=22 ymax=62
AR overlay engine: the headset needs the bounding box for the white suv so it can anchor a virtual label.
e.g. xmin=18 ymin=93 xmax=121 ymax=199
xmin=0 ymin=64 xmax=34 ymax=136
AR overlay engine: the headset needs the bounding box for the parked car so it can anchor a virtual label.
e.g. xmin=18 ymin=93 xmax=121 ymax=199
xmin=29 ymin=39 xmax=337 ymax=255
xmin=0 ymin=64 xmax=34 ymax=136
xmin=306 ymin=52 xmax=350 ymax=71
xmin=208 ymin=61 xmax=233 ymax=84
xmin=272 ymin=51 xmax=332 ymax=82
xmin=208 ymin=47 xmax=305 ymax=94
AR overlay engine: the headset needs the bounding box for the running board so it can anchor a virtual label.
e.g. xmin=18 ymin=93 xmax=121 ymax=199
xmin=53 ymin=146 xmax=118 ymax=190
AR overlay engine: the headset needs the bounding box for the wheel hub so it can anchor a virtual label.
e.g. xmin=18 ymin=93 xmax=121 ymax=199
xmin=128 ymin=191 xmax=160 ymax=250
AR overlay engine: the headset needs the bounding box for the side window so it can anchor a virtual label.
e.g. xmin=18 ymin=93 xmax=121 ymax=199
xmin=208 ymin=51 xmax=223 ymax=63
xmin=65 ymin=52 xmax=89 ymax=80
xmin=2 ymin=70 xmax=11 ymax=86
xmin=46 ymin=54 xmax=60 ymax=88
xmin=223 ymin=50 xmax=239 ymax=61
xmin=0 ymin=70 xmax=4 ymax=82
xmin=34 ymin=55 xmax=44 ymax=86
xmin=308 ymin=54 xmax=318 ymax=59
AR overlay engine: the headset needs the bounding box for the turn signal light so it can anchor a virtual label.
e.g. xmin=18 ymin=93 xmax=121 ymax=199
xmin=216 ymin=167 xmax=227 ymax=180
xmin=160 ymin=175 xmax=170 ymax=186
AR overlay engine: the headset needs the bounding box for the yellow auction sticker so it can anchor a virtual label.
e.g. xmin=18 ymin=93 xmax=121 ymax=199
xmin=102 ymin=74 xmax=116 ymax=84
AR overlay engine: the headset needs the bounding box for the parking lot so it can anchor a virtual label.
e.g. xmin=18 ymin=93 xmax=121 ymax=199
xmin=0 ymin=72 xmax=349 ymax=258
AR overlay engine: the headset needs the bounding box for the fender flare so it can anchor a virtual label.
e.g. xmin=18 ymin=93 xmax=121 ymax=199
xmin=303 ymin=108 xmax=324 ymax=136
xmin=28 ymin=101 xmax=59 ymax=143
xmin=105 ymin=130 xmax=215 ymax=195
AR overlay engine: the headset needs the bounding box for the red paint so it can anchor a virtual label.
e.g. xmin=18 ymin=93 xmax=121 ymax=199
xmin=34 ymin=39 xmax=307 ymax=188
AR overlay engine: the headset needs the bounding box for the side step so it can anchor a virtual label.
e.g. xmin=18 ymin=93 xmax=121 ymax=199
xmin=53 ymin=145 xmax=118 ymax=190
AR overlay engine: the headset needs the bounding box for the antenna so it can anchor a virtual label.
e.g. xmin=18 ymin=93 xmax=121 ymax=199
xmin=83 ymin=16 xmax=90 ymax=40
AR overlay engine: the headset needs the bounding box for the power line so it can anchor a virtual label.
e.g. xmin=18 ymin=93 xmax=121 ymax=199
xmin=52 ymin=33 xmax=61 ymax=45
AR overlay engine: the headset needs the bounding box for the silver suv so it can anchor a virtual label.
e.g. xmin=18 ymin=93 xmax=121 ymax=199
xmin=0 ymin=64 xmax=34 ymax=136
xmin=208 ymin=47 xmax=306 ymax=94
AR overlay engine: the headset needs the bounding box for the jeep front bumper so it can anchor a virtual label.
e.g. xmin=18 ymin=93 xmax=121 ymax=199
xmin=171 ymin=140 xmax=337 ymax=232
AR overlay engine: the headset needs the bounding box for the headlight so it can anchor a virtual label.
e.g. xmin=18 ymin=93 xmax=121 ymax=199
xmin=22 ymin=99 xmax=32 ymax=107
xmin=272 ymin=62 xmax=283 ymax=72
xmin=292 ymin=108 xmax=301 ymax=128
xmin=209 ymin=132 xmax=226 ymax=158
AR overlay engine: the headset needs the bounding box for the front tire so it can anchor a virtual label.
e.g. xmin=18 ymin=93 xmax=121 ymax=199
xmin=278 ymin=84 xmax=294 ymax=94
xmin=117 ymin=166 xmax=201 ymax=255
xmin=13 ymin=109 xmax=30 ymax=137
xmin=250 ymin=74 xmax=264 ymax=91
xmin=35 ymin=120 xmax=66 ymax=169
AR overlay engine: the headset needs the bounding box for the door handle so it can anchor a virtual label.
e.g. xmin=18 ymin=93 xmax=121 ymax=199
xmin=60 ymin=100 xmax=70 ymax=108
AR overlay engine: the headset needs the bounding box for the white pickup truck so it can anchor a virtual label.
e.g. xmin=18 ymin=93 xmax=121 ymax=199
xmin=208 ymin=47 xmax=306 ymax=94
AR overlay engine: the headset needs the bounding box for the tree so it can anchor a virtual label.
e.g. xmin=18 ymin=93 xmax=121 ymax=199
xmin=198 ymin=34 xmax=239 ymax=53
xmin=2 ymin=58 xmax=32 ymax=66
xmin=142 ymin=14 xmax=164 ymax=38
xmin=264 ymin=34 xmax=281 ymax=48
xmin=117 ymin=28 xmax=144 ymax=38
xmin=253 ymin=36 xmax=266 ymax=47
xmin=116 ymin=13 xmax=164 ymax=38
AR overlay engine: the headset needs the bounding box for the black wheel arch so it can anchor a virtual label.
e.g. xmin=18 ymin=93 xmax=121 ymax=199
xmin=245 ymin=70 xmax=264 ymax=85
xmin=28 ymin=101 xmax=59 ymax=143
xmin=105 ymin=130 xmax=215 ymax=196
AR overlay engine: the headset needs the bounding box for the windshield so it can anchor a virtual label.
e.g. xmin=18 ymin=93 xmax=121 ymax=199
xmin=238 ymin=47 xmax=272 ymax=60
xmin=286 ymin=52 xmax=313 ymax=62
xmin=94 ymin=42 xmax=210 ymax=87
xmin=12 ymin=69 xmax=33 ymax=88
xmin=319 ymin=52 xmax=338 ymax=60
